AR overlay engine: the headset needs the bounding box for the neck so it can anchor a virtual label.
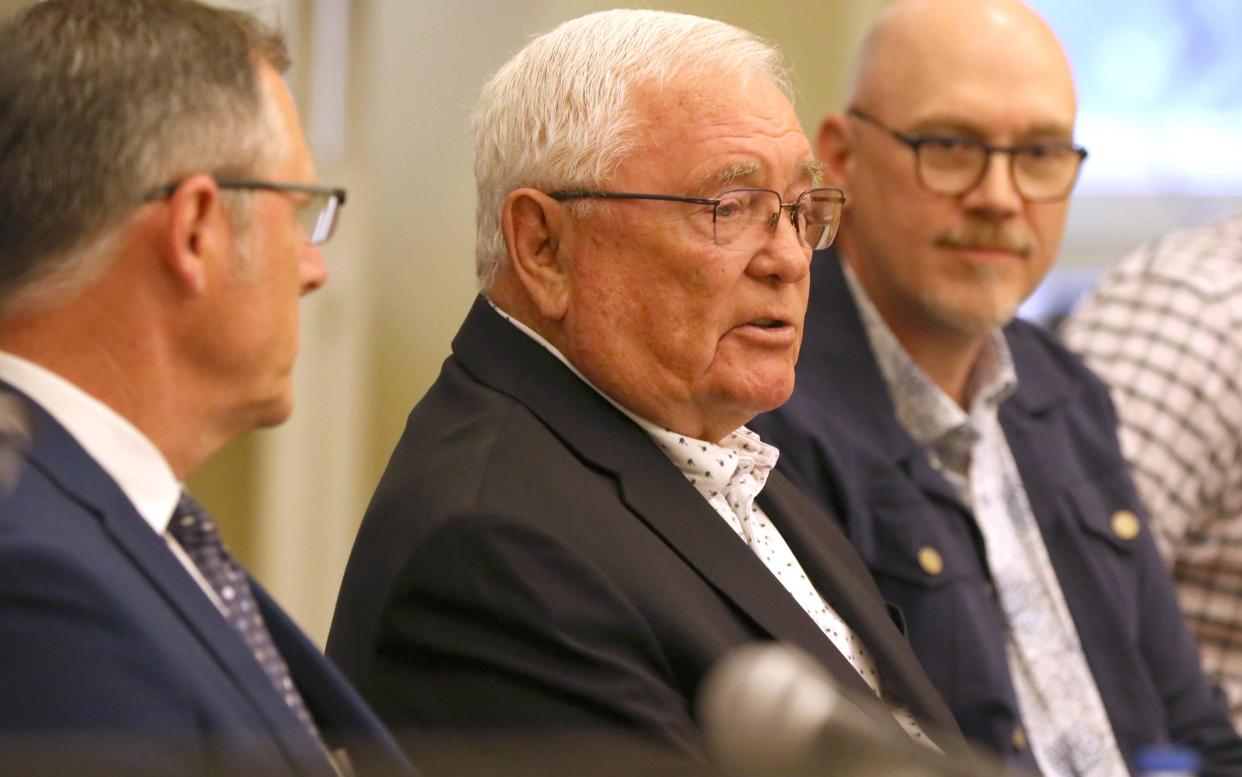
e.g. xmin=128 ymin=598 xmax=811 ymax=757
xmin=890 ymin=326 xmax=985 ymax=408
xmin=841 ymin=252 xmax=988 ymax=408
xmin=0 ymin=279 xmax=218 ymax=481
xmin=487 ymin=281 xmax=745 ymax=442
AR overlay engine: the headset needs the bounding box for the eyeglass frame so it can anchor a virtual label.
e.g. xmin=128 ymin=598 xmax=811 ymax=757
xmin=846 ymin=108 xmax=1087 ymax=203
xmin=141 ymin=179 xmax=348 ymax=246
xmin=547 ymin=187 xmax=847 ymax=250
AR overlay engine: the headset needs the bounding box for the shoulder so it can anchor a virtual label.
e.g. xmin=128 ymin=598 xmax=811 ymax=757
xmin=1117 ymin=214 xmax=1242 ymax=298
xmin=0 ymin=530 xmax=195 ymax=718
xmin=0 ymin=468 xmax=175 ymax=667
xmin=366 ymin=364 xmax=599 ymax=540
xmin=1066 ymin=214 xmax=1242 ymax=338
xmin=1006 ymin=318 xmax=1111 ymax=402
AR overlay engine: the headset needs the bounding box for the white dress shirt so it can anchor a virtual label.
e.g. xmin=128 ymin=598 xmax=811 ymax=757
xmin=0 ymin=351 xmax=224 ymax=611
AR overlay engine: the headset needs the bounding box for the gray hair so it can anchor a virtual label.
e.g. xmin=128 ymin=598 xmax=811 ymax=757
xmin=471 ymin=9 xmax=792 ymax=290
xmin=0 ymin=0 xmax=290 ymax=309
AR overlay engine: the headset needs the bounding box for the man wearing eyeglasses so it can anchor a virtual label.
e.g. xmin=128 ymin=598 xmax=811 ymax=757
xmin=327 ymin=9 xmax=965 ymax=776
xmin=753 ymin=0 xmax=1242 ymax=774
xmin=0 ymin=2 xmax=411 ymax=775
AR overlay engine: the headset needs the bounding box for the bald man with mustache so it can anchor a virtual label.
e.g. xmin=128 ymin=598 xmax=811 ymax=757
xmin=753 ymin=0 xmax=1242 ymax=774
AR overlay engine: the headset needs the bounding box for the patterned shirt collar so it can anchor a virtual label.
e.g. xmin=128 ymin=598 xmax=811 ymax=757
xmin=842 ymin=263 xmax=1018 ymax=452
xmin=645 ymin=425 xmax=779 ymax=505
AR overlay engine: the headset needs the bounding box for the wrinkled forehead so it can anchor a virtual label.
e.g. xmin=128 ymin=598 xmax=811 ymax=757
xmin=624 ymin=74 xmax=817 ymax=190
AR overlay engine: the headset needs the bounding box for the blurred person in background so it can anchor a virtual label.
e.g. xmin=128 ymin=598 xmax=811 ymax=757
xmin=1064 ymin=213 xmax=1242 ymax=731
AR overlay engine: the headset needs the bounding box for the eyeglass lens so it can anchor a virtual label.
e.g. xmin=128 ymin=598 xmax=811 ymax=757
xmin=918 ymin=141 xmax=1082 ymax=200
xmin=712 ymin=189 xmax=842 ymax=251
xmin=296 ymin=194 xmax=340 ymax=246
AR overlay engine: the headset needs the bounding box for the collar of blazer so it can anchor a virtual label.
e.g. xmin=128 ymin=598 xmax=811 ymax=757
xmin=5 ymin=384 xmax=339 ymax=776
xmin=791 ymin=250 xmax=1082 ymax=504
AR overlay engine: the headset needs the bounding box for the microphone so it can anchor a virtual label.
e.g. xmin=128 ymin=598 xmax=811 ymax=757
xmin=697 ymin=642 xmax=1020 ymax=777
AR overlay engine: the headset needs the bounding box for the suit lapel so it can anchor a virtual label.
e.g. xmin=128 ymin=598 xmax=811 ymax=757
xmin=801 ymin=252 xmax=967 ymax=513
xmin=761 ymin=474 xmax=956 ymax=733
xmin=999 ymin=331 xmax=1079 ymax=540
xmin=613 ymin=440 xmax=870 ymax=673
xmin=453 ymin=299 xmax=876 ymax=680
xmin=12 ymin=389 xmax=335 ymax=777
xmin=256 ymin=585 xmax=412 ymax=774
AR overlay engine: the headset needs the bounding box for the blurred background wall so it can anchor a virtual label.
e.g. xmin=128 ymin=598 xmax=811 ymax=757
xmin=2 ymin=0 xmax=1238 ymax=644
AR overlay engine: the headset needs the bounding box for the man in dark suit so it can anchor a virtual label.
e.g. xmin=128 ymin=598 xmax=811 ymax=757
xmin=0 ymin=2 xmax=413 ymax=775
xmin=327 ymin=9 xmax=963 ymax=777
xmin=752 ymin=0 xmax=1242 ymax=774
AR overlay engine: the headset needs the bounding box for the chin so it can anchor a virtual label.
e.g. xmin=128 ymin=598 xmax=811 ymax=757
xmin=252 ymin=389 xmax=296 ymax=430
xmin=926 ymin=285 xmax=1023 ymax=335
xmin=737 ymin=378 xmax=797 ymax=421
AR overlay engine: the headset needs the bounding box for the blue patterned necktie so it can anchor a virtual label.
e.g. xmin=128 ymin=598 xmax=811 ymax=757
xmin=169 ymin=492 xmax=326 ymax=749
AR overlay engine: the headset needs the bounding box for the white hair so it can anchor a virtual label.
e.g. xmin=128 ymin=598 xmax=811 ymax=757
xmin=471 ymin=9 xmax=792 ymax=290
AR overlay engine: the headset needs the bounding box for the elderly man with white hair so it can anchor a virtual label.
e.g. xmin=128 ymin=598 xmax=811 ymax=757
xmin=327 ymin=9 xmax=963 ymax=776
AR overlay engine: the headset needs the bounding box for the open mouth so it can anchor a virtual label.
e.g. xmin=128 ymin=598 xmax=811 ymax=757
xmin=748 ymin=318 xmax=785 ymax=329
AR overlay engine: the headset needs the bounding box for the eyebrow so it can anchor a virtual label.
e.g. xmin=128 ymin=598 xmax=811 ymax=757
xmin=694 ymin=158 xmax=823 ymax=195
xmin=799 ymin=158 xmax=824 ymax=187
xmin=906 ymin=115 xmax=1075 ymax=142
xmin=697 ymin=162 xmax=762 ymax=195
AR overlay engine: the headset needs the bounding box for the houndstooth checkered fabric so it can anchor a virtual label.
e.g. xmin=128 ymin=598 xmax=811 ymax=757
xmin=1062 ymin=212 xmax=1242 ymax=727
xmin=170 ymin=492 xmax=327 ymax=749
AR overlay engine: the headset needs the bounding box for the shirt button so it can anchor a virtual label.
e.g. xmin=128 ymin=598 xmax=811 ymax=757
xmin=1012 ymin=725 xmax=1027 ymax=751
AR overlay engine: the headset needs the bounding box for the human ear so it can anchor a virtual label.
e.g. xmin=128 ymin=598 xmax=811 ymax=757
xmin=816 ymin=113 xmax=854 ymax=192
xmin=501 ymin=188 xmax=570 ymax=321
xmin=161 ymin=174 xmax=230 ymax=296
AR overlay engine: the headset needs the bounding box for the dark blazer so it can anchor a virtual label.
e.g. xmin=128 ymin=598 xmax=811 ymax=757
xmin=326 ymin=297 xmax=963 ymax=776
xmin=0 ymin=385 xmax=414 ymax=777
xmin=752 ymin=251 xmax=1242 ymax=776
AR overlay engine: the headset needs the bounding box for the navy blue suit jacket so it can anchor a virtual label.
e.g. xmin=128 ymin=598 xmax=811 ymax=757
xmin=752 ymin=251 xmax=1242 ymax=775
xmin=0 ymin=385 xmax=414 ymax=777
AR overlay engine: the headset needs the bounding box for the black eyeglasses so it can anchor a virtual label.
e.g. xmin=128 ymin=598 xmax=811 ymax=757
xmin=847 ymin=108 xmax=1087 ymax=203
xmin=142 ymin=179 xmax=347 ymax=246
xmin=548 ymin=187 xmax=846 ymax=251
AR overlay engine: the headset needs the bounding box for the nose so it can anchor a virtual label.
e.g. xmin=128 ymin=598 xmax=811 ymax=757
xmin=960 ymin=151 xmax=1023 ymax=217
xmin=747 ymin=209 xmax=811 ymax=284
xmin=300 ymin=244 xmax=328 ymax=294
